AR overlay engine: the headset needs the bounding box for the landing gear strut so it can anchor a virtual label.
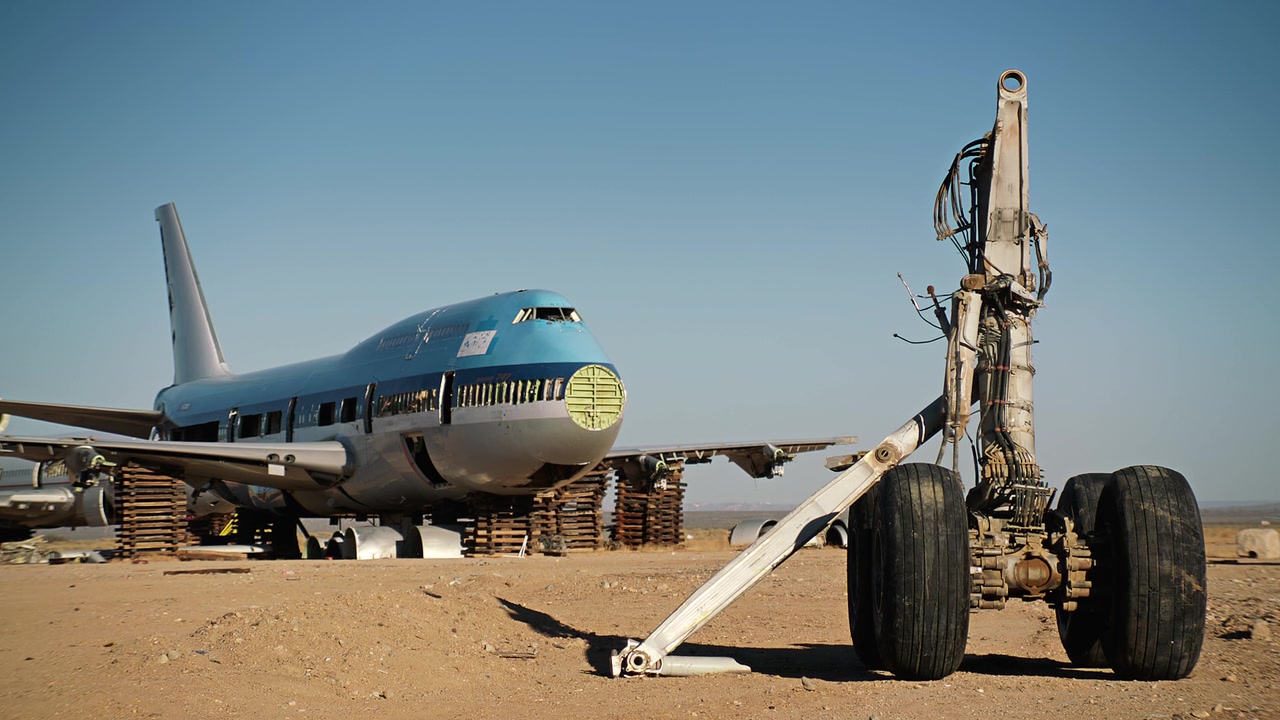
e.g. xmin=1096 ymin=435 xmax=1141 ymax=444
xmin=612 ymin=69 xmax=1206 ymax=682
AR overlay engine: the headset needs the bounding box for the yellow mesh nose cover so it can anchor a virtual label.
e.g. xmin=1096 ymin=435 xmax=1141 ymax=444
xmin=565 ymin=365 xmax=625 ymax=430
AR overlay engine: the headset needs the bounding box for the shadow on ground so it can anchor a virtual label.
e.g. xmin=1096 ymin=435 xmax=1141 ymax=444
xmin=496 ymin=598 xmax=1114 ymax=682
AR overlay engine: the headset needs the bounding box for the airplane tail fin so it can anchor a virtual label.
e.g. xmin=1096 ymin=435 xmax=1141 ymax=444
xmin=155 ymin=203 xmax=231 ymax=385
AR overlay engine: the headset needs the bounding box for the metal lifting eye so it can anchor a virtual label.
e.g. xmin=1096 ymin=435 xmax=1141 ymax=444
xmin=1000 ymin=70 xmax=1025 ymax=93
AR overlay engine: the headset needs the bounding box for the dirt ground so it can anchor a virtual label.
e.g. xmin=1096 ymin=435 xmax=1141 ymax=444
xmin=2 ymin=530 xmax=1278 ymax=720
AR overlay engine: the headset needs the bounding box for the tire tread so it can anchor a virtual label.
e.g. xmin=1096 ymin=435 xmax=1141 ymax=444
xmin=874 ymin=463 xmax=969 ymax=680
xmin=1100 ymin=465 xmax=1206 ymax=680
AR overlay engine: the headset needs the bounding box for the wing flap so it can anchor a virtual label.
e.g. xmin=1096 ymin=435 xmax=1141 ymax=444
xmin=0 ymin=436 xmax=353 ymax=492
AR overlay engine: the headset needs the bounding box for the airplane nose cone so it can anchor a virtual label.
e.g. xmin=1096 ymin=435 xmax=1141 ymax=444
xmin=564 ymin=364 xmax=625 ymax=431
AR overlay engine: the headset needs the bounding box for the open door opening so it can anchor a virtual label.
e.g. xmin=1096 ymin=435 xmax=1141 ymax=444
xmin=363 ymin=383 xmax=376 ymax=434
xmin=402 ymin=432 xmax=451 ymax=488
xmin=440 ymin=371 xmax=455 ymax=425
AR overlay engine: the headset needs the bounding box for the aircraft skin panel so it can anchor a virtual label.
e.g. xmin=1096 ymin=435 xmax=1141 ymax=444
xmin=421 ymin=415 xmax=619 ymax=495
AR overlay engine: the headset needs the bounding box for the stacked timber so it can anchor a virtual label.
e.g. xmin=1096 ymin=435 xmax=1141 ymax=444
xmin=531 ymin=471 xmax=609 ymax=553
xmin=612 ymin=464 xmax=686 ymax=547
xmin=185 ymin=512 xmax=233 ymax=545
xmin=115 ymin=464 xmax=187 ymax=558
xmin=231 ymin=510 xmax=300 ymax=559
xmin=466 ymin=495 xmax=535 ymax=555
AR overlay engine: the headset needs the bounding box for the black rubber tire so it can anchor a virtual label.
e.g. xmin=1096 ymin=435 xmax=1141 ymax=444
xmin=1055 ymin=473 xmax=1112 ymax=667
xmin=869 ymin=463 xmax=970 ymax=680
xmin=847 ymin=484 xmax=882 ymax=669
xmin=1097 ymin=466 xmax=1207 ymax=680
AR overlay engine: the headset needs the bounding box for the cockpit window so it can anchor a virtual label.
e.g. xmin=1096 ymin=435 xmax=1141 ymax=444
xmin=512 ymin=306 xmax=582 ymax=324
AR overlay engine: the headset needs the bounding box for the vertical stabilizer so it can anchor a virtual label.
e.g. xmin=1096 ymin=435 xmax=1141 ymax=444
xmin=155 ymin=203 xmax=231 ymax=384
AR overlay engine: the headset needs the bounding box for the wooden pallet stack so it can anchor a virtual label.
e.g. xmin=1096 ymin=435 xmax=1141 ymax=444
xmin=531 ymin=471 xmax=609 ymax=553
xmin=115 ymin=464 xmax=188 ymax=558
xmin=612 ymin=463 xmax=686 ymax=547
xmin=229 ymin=510 xmax=301 ymax=558
xmin=184 ymin=512 xmax=233 ymax=545
xmin=466 ymin=495 xmax=536 ymax=555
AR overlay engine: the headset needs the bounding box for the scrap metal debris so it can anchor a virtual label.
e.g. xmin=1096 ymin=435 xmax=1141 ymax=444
xmin=1 ymin=535 xmax=48 ymax=564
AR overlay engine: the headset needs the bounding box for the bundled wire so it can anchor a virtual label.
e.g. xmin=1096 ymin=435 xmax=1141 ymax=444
xmin=933 ymin=137 xmax=988 ymax=275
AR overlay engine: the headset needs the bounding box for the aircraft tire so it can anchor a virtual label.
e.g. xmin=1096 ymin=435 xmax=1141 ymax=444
xmin=870 ymin=463 xmax=969 ymax=680
xmin=1097 ymin=466 xmax=1206 ymax=680
xmin=1054 ymin=473 xmax=1112 ymax=667
xmin=847 ymin=484 xmax=882 ymax=669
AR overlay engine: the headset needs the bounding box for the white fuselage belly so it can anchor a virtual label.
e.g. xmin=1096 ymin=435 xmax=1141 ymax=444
xmin=211 ymin=400 xmax=622 ymax=516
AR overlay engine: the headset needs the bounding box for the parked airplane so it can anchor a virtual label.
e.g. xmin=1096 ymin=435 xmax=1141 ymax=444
xmin=0 ymin=204 xmax=853 ymax=553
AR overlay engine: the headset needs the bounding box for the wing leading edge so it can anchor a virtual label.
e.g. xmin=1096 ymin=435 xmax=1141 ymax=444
xmin=603 ymin=436 xmax=858 ymax=479
xmin=0 ymin=436 xmax=353 ymax=492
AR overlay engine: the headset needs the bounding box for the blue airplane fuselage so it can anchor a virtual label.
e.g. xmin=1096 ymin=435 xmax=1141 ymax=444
xmin=153 ymin=289 xmax=625 ymax=516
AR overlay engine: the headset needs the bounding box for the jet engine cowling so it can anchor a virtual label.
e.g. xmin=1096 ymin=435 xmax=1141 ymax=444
xmin=0 ymin=484 xmax=114 ymax=529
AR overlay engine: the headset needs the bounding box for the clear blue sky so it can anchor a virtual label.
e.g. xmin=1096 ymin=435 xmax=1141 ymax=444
xmin=1 ymin=1 xmax=1277 ymax=505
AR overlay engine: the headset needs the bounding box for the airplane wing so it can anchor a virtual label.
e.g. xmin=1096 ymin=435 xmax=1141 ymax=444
xmin=0 ymin=399 xmax=163 ymax=439
xmin=602 ymin=436 xmax=858 ymax=479
xmin=0 ymin=436 xmax=353 ymax=492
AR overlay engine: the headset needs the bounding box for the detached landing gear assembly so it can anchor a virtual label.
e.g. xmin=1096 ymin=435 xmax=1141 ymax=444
xmin=612 ymin=69 xmax=1206 ymax=682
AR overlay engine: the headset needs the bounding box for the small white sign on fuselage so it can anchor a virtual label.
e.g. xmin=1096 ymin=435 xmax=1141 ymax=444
xmin=457 ymin=330 xmax=496 ymax=357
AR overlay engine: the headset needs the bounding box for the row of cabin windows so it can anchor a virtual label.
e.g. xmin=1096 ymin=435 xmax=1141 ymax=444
xmin=185 ymin=374 xmax=572 ymax=439
xmin=456 ymin=377 xmax=565 ymax=409
xmin=238 ymin=410 xmax=283 ymax=439
xmin=306 ymin=397 xmax=359 ymax=428
xmin=376 ymin=388 xmax=439 ymax=418
xmin=239 ymin=395 xmax=360 ymax=438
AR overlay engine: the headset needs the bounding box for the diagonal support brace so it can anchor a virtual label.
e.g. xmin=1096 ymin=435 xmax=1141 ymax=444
xmin=612 ymin=394 xmax=948 ymax=677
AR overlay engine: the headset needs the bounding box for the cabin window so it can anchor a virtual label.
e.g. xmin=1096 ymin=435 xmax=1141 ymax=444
xmin=318 ymin=401 xmax=336 ymax=426
xmin=340 ymin=397 xmax=358 ymax=423
xmin=239 ymin=413 xmax=263 ymax=439
xmin=553 ymin=378 xmax=565 ymax=400
xmin=266 ymin=411 xmax=283 ymax=435
xmin=173 ymin=421 xmax=219 ymax=442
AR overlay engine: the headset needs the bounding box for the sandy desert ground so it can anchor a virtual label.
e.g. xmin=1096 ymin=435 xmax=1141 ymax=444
xmin=1 ymin=527 xmax=1277 ymax=720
